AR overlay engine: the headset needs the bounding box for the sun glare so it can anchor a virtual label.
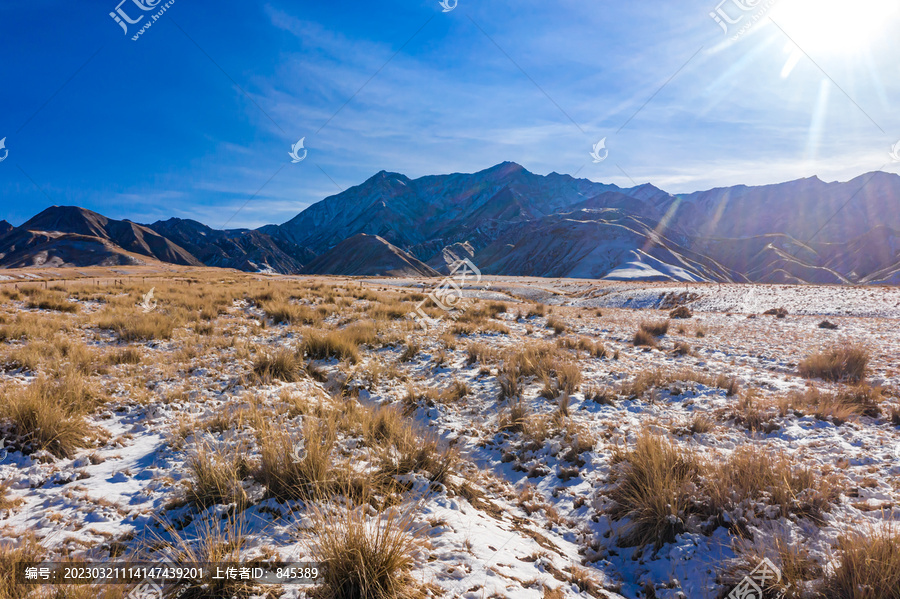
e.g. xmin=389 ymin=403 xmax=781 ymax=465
xmin=771 ymin=0 xmax=899 ymax=55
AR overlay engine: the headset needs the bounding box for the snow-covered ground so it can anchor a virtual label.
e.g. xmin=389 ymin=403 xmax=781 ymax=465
xmin=1 ymin=276 xmax=898 ymax=598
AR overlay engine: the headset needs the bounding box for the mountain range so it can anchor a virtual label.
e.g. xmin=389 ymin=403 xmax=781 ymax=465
xmin=1 ymin=163 xmax=899 ymax=284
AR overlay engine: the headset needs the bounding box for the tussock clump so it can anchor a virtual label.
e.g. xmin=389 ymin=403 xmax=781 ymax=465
xmin=688 ymin=414 xmax=714 ymax=434
xmin=729 ymin=388 xmax=776 ymax=433
xmin=673 ymin=341 xmax=694 ymax=356
xmin=558 ymin=336 xmax=606 ymax=358
xmin=466 ymin=342 xmax=497 ymax=365
xmin=707 ymin=446 xmax=837 ymax=523
xmin=788 ymin=384 xmax=882 ymax=422
xmin=96 ymin=311 xmax=176 ymax=342
xmin=715 ymin=374 xmax=740 ymax=396
xmin=640 ymin=320 xmax=670 ymax=337
xmin=186 ymin=442 xmax=251 ymax=508
xmin=302 ymin=323 xmax=376 ymax=364
xmin=500 ymin=399 xmax=530 ymax=433
xmin=399 ymin=342 xmax=420 ymax=362
xmin=106 ymin=346 xmax=142 ymax=365
xmin=526 ymin=304 xmax=546 ymax=318
xmin=633 ymin=329 xmax=657 ymax=347
xmin=799 ymin=343 xmax=869 ymax=383
xmin=26 ymin=291 xmax=79 ymax=313
xmin=546 ymin=315 xmax=567 ymax=335
xmin=669 ymin=306 xmax=692 ymax=319
xmin=821 ymin=526 xmax=900 ymax=598
xmin=0 ymin=536 xmax=48 ymax=599
xmin=256 ymin=418 xmax=338 ymax=501
xmin=608 ymin=431 xmax=701 ymax=549
xmin=0 ymin=371 xmax=102 ymax=458
xmin=260 ymin=299 xmax=321 ymax=325
xmin=307 ymin=498 xmax=420 ymax=599
xmin=252 ymin=348 xmax=304 ymax=383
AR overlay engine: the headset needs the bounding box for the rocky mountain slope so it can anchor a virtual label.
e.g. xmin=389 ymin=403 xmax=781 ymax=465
xmin=2 ymin=164 xmax=898 ymax=282
xmin=0 ymin=207 xmax=200 ymax=268
xmin=301 ymin=233 xmax=438 ymax=277
xmin=147 ymin=218 xmax=316 ymax=274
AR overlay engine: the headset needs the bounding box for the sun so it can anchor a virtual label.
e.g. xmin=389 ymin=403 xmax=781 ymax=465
xmin=769 ymin=0 xmax=899 ymax=55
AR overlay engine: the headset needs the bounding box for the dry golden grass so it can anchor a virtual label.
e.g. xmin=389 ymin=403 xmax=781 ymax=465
xmin=302 ymin=323 xmax=377 ymax=364
xmin=0 ymin=483 xmax=22 ymax=513
xmin=399 ymin=342 xmax=420 ymax=362
xmin=145 ymin=515 xmax=256 ymax=599
xmin=96 ymin=310 xmax=176 ymax=342
xmin=25 ymin=290 xmax=79 ymax=313
xmin=260 ymin=298 xmax=322 ymax=325
xmin=608 ymin=431 xmax=701 ymax=549
xmin=0 ymin=370 xmax=103 ymax=458
xmin=0 ymin=312 xmax=71 ymax=342
xmin=185 ymin=441 xmax=251 ymax=508
xmin=251 ymin=348 xmax=304 ymax=383
xmin=799 ymin=343 xmax=869 ymax=383
xmin=632 ymin=328 xmax=657 ymax=347
xmin=707 ymin=446 xmax=836 ymax=523
xmin=255 ymin=417 xmax=339 ymax=501
xmin=639 ymin=319 xmax=670 ymax=337
xmin=0 ymin=536 xmax=46 ymax=599
xmin=546 ymin=315 xmax=567 ymax=335
xmin=307 ymin=497 xmax=421 ymax=599
xmin=726 ymin=535 xmax=822 ymax=599
xmin=821 ymin=526 xmax=900 ymax=598
xmin=788 ymin=384 xmax=882 ymax=423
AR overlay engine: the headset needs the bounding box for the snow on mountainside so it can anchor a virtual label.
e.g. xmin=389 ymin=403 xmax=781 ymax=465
xmin=302 ymin=233 xmax=439 ymax=277
xmin=147 ymin=218 xmax=316 ymax=274
xmin=261 ymin=164 xmax=900 ymax=283
xmin=0 ymin=206 xmax=201 ymax=268
xmin=2 ymin=165 xmax=899 ymax=283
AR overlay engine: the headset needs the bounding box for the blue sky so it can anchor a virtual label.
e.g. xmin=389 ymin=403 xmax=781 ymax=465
xmin=1 ymin=0 xmax=899 ymax=229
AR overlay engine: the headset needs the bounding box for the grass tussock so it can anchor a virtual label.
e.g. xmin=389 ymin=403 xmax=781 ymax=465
xmin=788 ymin=384 xmax=882 ymax=423
xmin=96 ymin=310 xmax=176 ymax=342
xmin=260 ymin=298 xmax=322 ymax=325
xmin=821 ymin=526 xmax=900 ymax=598
xmin=707 ymin=446 xmax=836 ymax=523
xmin=546 ymin=315 xmax=567 ymax=335
xmin=25 ymin=291 xmax=79 ymax=313
xmin=186 ymin=442 xmax=251 ymax=508
xmin=146 ymin=515 xmax=255 ymax=599
xmin=252 ymin=348 xmax=304 ymax=383
xmin=255 ymin=418 xmax=338 ymax=501
xmin=798 ymin=343 xmax=869 ymax=383
xmin=608 ymin=431 xmax=701 ymax=549
xmin=307 ymin=498 xmax=421 ymax=599
xmin=633 ymin=328 xmax=657 ymax=347
xmin=669 ymin=306 xmax=692 ymax=319
xmin=0 ymin=371 xmax=103 ymax=458
xmin=302 ymin=323 xmax=377 ymax=364
xmin=639 ymin=320 xmax=670 ymax=337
